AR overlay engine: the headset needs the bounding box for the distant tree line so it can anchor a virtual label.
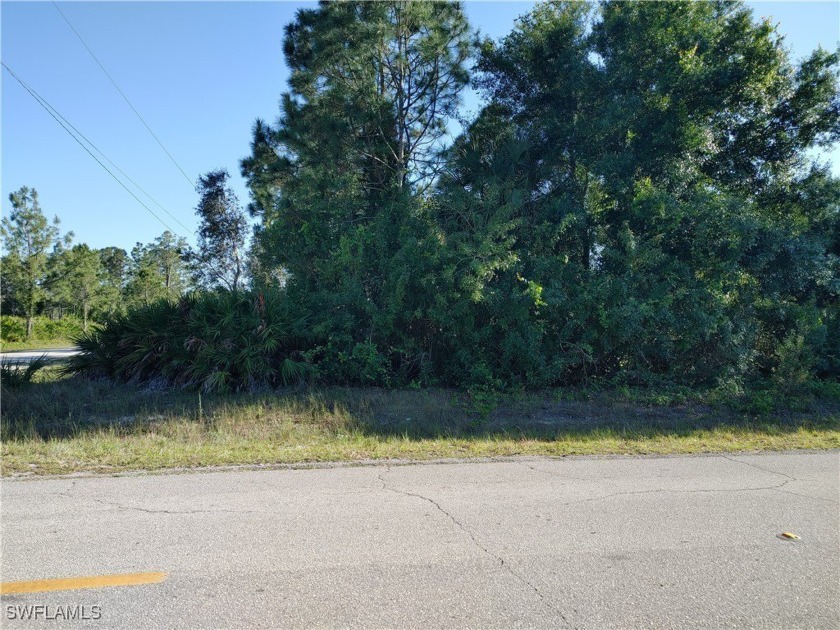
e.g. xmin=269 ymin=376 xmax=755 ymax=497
xmin=1 ymin=170 xmax=250 ymax=338
xmin=0 ymin=187 xmax=189 ymax=335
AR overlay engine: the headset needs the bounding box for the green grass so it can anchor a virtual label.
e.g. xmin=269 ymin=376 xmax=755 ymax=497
xmin=1 ymin=338 xmax=75 ymax=352
xmin=2 ymin=369 xmax=838 ymax=476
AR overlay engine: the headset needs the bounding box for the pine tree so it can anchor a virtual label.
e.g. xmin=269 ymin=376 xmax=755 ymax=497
xmin=187 ymin=169 xmax=248 ymax=292
xmin=240 ymin=1 xmax=473 ymax=382
xmin=1 ymin=187 xmax=72 ymax=337
xmin=125 ymin=232 xmax=189 ymax=307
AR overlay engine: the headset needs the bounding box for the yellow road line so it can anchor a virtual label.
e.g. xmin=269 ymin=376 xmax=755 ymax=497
xmin=1 ymin=572 xmax=167 ymax=595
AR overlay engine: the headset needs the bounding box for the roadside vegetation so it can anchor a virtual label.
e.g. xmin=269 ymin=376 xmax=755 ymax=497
xmin=2 ymin=368 xmax=838 ymax=476
xmin=3 ymin=1 xmax=839 ymax=475
xmin=1 ymin=315 xmax=82 ymax=351
xmin=1 ymin=188 xmax=189 ymax=344
xmin=0 ymin=355 xmax=49 ymax=389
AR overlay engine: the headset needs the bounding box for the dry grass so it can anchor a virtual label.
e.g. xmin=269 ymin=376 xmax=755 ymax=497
xmin=2 ymin=370 xmax=838 ymax=476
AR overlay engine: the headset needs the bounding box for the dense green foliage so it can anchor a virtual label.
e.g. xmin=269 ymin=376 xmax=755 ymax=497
xmin=59 ymin=1 xmax=840 ymax=395
xmin=238 ymin=0 xmax=839 ymax=392
xmin=0 ymin=315 xmax=83 ymax=343
xmin=68 ymin=291 xmax=309 ymax=392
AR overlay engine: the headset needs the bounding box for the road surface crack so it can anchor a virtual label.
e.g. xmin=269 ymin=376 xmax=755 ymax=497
xmin=377 ymin=467 xmax=575 ymax=629
xmin=520 ymin=462 xmax=589 ymax=482
xmin=771 ymin=487 xmax=838 ymax=505
xmin=89 ymin=497 xmax=259 ymax=515
xmin=52 ymin=479 xmax=78 ymax=499
xmin=524 ymin=458 xmax=833 ymax=506
xmin=523 ymin=462 xmax=555 ymax=478
xmin=720 ymin=455 xmax=797 ymax=482
xmin=48 ymin=478 xmax=262 ymax=514
xmin=554 ymin=479 xmax=794 ymax=508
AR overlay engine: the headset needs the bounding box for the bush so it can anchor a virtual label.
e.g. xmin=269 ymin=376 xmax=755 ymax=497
xmin=66 ymin=291 xmax=310 ymax=393
xmin=0 ymin=316 xmax=26 ymax=342
xmin=0 ymin=356 xmax=49 ymax=388
xmin=1 ymin=315 xmax=84 ymax=343
xmin=37 ymin=316 xmax=85 ymax=340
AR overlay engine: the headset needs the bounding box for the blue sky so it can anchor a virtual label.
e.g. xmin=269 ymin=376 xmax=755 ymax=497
xmin=3 ymin=1 xmax=839 ymax=252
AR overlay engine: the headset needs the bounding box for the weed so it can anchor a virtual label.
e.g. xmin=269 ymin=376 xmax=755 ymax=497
xmin=1 ymin=371 xmax=837 ymax=476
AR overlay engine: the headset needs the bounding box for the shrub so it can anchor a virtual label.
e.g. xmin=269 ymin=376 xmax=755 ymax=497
xmin=37 ymin=316 xmax=85 ymax=340
xmin=0 ymin=316 xmax=26 ymax=342
xmin=0 ymin=315 xmax=84 ymax=343
xmin=0 ymin=356 xmax=49 ymax=388
xmin=66 ymin=291 xmax=310 ymax=393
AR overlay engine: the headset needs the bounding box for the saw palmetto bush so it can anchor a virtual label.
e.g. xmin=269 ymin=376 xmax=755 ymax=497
xmin=1 ymin=355 xmax=49 ymax=389
xmin=67 ymin=291 xmax=309 ymax=393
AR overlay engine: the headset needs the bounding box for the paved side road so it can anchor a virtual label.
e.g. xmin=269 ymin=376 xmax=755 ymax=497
xmin=0 ymin=348 xmax=79 ymax=366
xmin=2 ymin=452 xmax=838 ymax=629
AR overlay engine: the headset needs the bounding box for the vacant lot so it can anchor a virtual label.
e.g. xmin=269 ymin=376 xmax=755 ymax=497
xmin=2 ymin=369 xmax=838 ymax=476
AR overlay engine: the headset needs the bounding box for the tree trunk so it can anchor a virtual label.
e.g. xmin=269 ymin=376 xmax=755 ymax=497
xmin=570 ymin=154 xmax=591 ymax=270
xmin=83 ymin=303 xmax=89 ymax=332
xmin=582 ymin=224 xmax=591 ymax=270
xmin=26 ymin=314 xmax=34 ymax=339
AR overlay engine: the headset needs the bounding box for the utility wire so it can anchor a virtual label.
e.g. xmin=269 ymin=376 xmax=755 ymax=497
xmin=5 ymin=66 xmax=192 ymax=233
xmin=3 ymin=61 xmax=186 ymax=238
xmin=51 ymin=1 xmax=195 ymax=188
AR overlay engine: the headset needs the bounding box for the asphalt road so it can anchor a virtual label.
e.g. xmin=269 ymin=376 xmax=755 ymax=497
xmin=0 ymin=348 xmax=79 ymax=366
xmin=2 ymin=452 xmax=838 ymax=629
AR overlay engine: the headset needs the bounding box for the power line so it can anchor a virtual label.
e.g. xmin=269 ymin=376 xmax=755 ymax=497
xmin=51 ymin=1 xmax=195 ymax=188
xmin=5 ymin=66 xmax=192 ymax=233
xmin=3 ymin=61 xmax=187 ymax=237
xmin=3 ymin=61 xmax=187 ymax=239
xmin=3 ymin=65 xmax=192 ymax=232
